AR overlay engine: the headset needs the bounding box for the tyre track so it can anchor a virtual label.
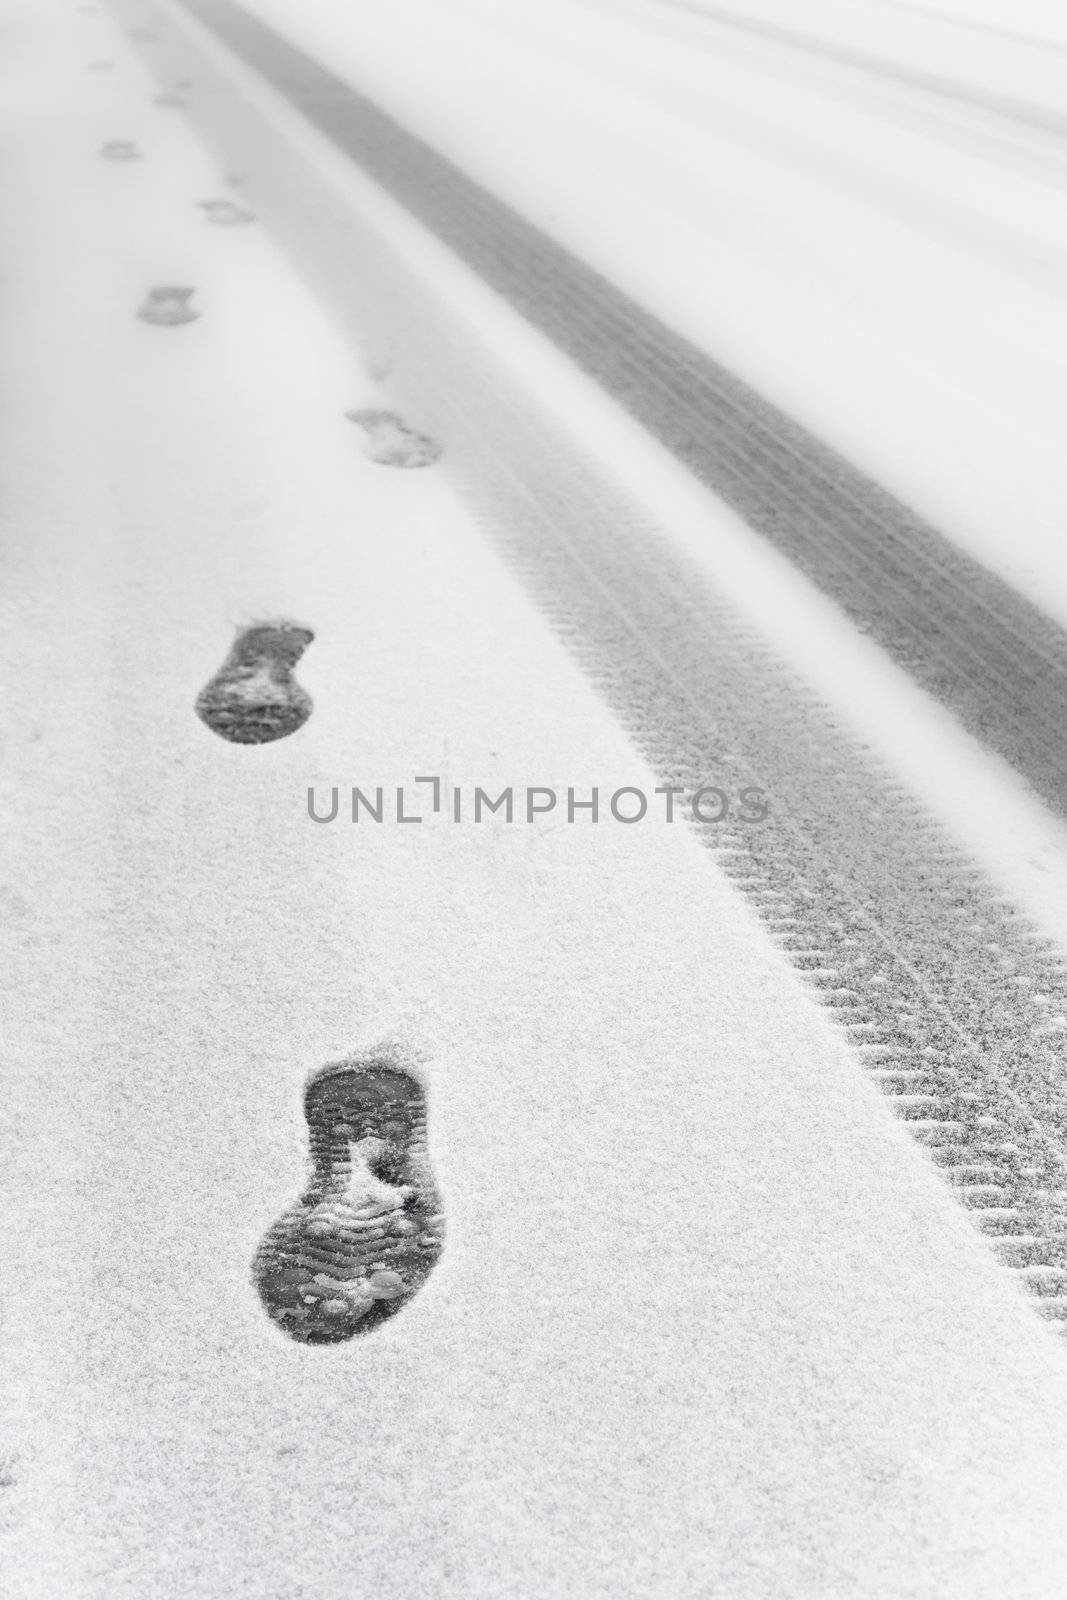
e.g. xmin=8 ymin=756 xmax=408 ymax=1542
xmin=165 ymin=0 xmax=1067 ymax=824
xmin=428 ymin=368 xmax=1067 ymax=1323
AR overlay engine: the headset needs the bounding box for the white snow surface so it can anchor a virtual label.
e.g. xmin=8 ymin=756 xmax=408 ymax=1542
xmin=4 ymin=1 xmax=1067 ymax=1597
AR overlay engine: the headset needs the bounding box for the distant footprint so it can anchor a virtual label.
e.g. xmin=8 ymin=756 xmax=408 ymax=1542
xmin=199 ymin=198 xmax=255 ymax=226
xmin=137 ymin=286 xmax=199 ymax=326
xmin=254 ymin=1060 xmax=445 ymax=1345
xmin=99 ymin=139 xmax=140 ymax=161
xmin=195 ymin=621 xmax=313 ymax=744
xmin=345 ymin=409 xmax=442 ymax=469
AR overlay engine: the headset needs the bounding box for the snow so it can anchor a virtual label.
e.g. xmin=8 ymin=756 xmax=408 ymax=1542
xmin=5 ymin=0 xmax=1067 ymax=1594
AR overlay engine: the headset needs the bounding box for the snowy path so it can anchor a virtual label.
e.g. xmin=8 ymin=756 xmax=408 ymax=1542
xmin=4 ymin=0 xmax=1067 ymax=1596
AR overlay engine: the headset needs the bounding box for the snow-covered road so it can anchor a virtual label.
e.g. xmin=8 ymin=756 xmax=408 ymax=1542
xmin=4 ymin=0 xmax=1067 ymax=1594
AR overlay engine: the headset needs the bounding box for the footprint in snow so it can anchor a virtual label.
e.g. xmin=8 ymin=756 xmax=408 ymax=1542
xmin=345 ymin=409 xmax=442 ymax=469
xmin=99 ymin=139 xmax=140 ymax=161
xmin=254 ymin=1059 xmax=445 ymax=1345
xmin=195 ymin=621 xmax=313 ymax=744
xmin=199 ymin=198 xmax=255 ymax=226
xmin=137 ymin=286 xmax=199 ymax=327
